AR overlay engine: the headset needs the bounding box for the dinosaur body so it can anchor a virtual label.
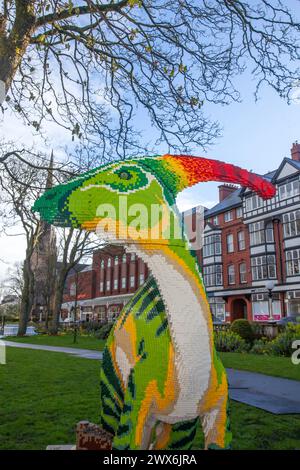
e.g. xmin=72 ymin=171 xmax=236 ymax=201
xmin=32 ymin=154 xmax=276 ymax=450
xmin=101 ymin=245 xmax=230 ymax=450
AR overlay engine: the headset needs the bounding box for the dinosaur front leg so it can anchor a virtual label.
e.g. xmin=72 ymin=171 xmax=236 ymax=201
xmin=153 ymin=418 xmax=199 ymax=450
xmin=198 ymin=358 xmax=232 ymax=450
xmin=112 ymin=368 xmax=156 ymax=450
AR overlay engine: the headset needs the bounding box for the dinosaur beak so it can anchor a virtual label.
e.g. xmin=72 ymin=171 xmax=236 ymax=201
xmin=149 ymin=154 xmax=276 ymax=200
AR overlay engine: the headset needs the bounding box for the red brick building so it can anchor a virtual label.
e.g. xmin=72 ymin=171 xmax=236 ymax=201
xmin=61 ymin=246 xmax=149 ymax=323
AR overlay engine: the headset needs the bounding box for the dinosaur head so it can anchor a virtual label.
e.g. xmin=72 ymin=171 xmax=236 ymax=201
xmin=32 ymin=154 xmax=276 ymax=246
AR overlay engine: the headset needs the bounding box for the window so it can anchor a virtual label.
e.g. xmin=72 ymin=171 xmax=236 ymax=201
xmin=226 ymin=233 xmax=234 ymax=253
xmin=239 ymin=263 xmax=247 ymax=283
xmin=122 ymin=254 xmax=127 ymax=263
xmin=249 ymin=221 xmax=274 ymax=245
xmin=252 ymin=293 xmax=281 ymax=320
xmin=209 ymin=298 xmax=225 ymax=322
xmin=139 ymin=273 xmax=145 ymax=285
xmin=107 ymin=258 xmax=111 ymax=267
xmin=203 ymin=234 xmax=222 ymax=257
xmin=70 ymin=283 xmax=76 ymax=296
xmin=279 ymin=180 xmax=300 ymax=200
xmin=224 ymin=211 xmax=233 ymax=222
xmin=251 ymin=255 xmax=277 ymax=281
xmin=265 ymin=222 xmax=274 ymax=243
xmin=114 ymin=256 xmax=119 ymax=265
xmin=238 ymin=231 xmax=245 ymax=250
xmin=100 ymin=259 xmax=104 ymax=268
xmin=114 ymin=278 xmax=118 ymax=290
xmin=203 ymin=265 xmax=223 ymax=287
xmin=130 ymin=275 xmax=135 ymax=287
xmin=236 ymin=207 xmax=243 ymax=218
xmin=213 ymin=216 xmax=219 ymax=225
xmin=228 ymin=265 xmax=235 ymax=285
xmin=106 ymin=280 xmax=111 ymax=290
xmin=107 ymin=306 xmax=120 ymax=323
xmin=245 ymin=195 xmax=264 ymax=212
xmin=96 ymin=306 xmax=106 ymax=323
xmin=121 ymin=277 xmax=126 ymax=288
xmin=283 ymin=210 xmax=300 ymax=238
xmin=100 ymin=281 xmax=104 ymax=292
xmin=131 ymin=253 xmax=136 ymax=261
xmin=286 ymin=249 xmax=300 ymax=276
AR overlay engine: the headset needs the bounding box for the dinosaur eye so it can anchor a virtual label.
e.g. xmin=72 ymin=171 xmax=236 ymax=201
xmin=118 ymin=170 xmax=132 ymax=180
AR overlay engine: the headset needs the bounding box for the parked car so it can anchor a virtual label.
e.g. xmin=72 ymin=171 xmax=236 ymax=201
xmin=276 ymin=315 xmax=300 ymax=325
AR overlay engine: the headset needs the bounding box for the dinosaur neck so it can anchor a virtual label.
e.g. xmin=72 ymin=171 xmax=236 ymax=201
xmin=125 ymin=242 xmax=212 ymax=419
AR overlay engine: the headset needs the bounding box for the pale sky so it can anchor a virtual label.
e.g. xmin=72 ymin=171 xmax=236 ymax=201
xmin=1 ymin=9 xmax=300 ymax=284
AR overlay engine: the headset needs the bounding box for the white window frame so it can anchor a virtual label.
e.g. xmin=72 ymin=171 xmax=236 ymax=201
xmin=203 ymin=234 xmax=222 ymax=257
xmin=238 ymin=230 xmax=245 ymax=250
xmin=283 ymin=210 xmax=300 ymax=238
xmin=226 ymin=233 xmax=234 ymax=253
xmin=239 ymin=262 xmax=247 ymax=283
xmin=224 ymin=211 xmax=233 ymax=222
xmin=203 ymin=265 xmax=223 ymax=287
xmin=236 ymin=207 xmax=243 ymax=218
xmin=228 ymin=265 xmax=235 ymax=285
xmin=279 ymin=180 xmax=300 ymax=200
xmin=251 ymin=255 xmax=277 ymax=281
xmin=286 ymin=249 xmax=300 ymax=276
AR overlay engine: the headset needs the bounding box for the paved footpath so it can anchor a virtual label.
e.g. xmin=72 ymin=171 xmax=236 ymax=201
xmin=3 ymin=340 xmax=103 ymax=360
xmin=3 ymin=341 xmax=300 ymax=414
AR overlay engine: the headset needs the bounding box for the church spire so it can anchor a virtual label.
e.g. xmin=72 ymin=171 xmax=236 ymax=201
xmin=46 ymin=150 xmax=54 ymax=189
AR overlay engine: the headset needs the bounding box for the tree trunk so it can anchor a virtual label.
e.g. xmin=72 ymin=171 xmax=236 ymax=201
xmin=18 ymin=256 xmax=34 ymax=336
xmin=0 ymin=2 xmax=36 ymax=96
xmin=50 ymin=271 xmax=67 ymax=335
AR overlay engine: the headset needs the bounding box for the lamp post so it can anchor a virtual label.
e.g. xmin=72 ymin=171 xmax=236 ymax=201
xmin=265 ymin=280 xmax=275 ymax=321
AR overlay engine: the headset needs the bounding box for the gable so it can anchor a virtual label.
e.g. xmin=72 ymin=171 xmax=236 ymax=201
xmin=276 ymin=161 xmax=300 ymax=181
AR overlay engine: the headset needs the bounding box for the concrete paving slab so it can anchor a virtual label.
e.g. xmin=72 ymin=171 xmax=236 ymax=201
xmin=227 ymin=368 xmax=300 ymax=414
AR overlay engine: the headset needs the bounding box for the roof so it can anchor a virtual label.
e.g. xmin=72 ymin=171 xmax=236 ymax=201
xmin=59 ymin=263 xmax=90 ymax=278
xmin=205 ymin=188 xmax=243 ymax=217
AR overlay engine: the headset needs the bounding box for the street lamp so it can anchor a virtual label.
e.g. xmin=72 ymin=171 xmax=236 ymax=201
xmin=265 ymin=280 xmax=275 ymax=321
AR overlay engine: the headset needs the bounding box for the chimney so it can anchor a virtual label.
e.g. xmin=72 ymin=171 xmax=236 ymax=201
xmin=218 ymin=184 xmax=237 ymax=202
xmin=291 ymin=141 xmax=300 ymax=161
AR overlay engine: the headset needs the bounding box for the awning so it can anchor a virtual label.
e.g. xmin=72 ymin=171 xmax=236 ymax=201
xmin=61 ymin=293 xmax=133 ymax=310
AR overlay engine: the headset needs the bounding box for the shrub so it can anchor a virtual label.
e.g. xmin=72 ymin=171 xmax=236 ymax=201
xmin=285 ymin=323 xmax=300 ymax=336
xmin=94 ymin=323 xmax=114 ymax=340
xmin=214 ymin=330 xmax=248 ymax=353
xmin=250 ymin=321 xmax=264 ymax=340
xmin=250 ymin=338 xmax=271 ymax=355
xmin=83 ymin=321 xmax=103 ymax=334
xmin=268 ymin=328 xmax=300 ymax=357
xmin=230 ymin=319 xmax=254 ymax=343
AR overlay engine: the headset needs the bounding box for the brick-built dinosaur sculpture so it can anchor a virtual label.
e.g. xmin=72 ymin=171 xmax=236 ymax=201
xmin=33 ymin=155 xmax=275 ymax=450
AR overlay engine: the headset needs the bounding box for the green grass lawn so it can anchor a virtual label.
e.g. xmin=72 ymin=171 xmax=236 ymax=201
xmin=6 ymin=333 xmax=106 ymax=351
xmin=0 ymin=347 xmax=300 ymax=450
xmin=220 ymin=352 xmax=300 ymax=382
